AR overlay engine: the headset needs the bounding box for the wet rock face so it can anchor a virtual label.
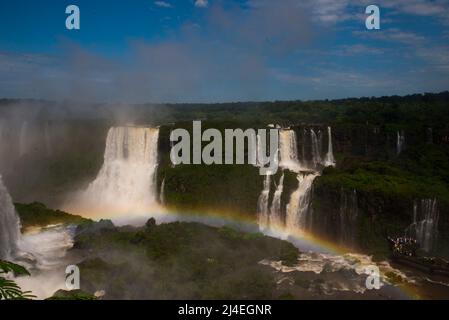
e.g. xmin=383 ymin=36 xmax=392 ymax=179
xmin=154 ymin=122 xmax=449 ymax=257
xmin=311 ymin=180 xmax=449 ymax=257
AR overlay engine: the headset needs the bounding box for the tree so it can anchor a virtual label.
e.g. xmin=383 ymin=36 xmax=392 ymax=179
xmin=0 ymin=260 xmax=35 ymax=300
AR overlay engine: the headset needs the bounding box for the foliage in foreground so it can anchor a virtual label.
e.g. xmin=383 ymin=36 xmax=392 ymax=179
xmin=0 ymin=260 xmax=34 ymax=300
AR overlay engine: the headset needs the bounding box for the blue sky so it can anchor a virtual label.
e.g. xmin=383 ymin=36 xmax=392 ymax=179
xmin=0 ymin=0 xmax=448 ymax=103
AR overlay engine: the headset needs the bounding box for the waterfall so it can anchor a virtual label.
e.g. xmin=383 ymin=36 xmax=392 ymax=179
xmin=301 ymin=129 xmax=307 ymax=165
xmin=279 ymin=129 xmax=302 ymax=172
xmin=159 ymin=178 xmax=166 ymax=205
xmin=285 ymin=173 xmax=318 ymax=234
xmin=269 ymin=173 xmax=284 ymax=228
xmin=396 ymin=131 xmax=405 ymax=155
xmin=0 ymin=176 xmax=20 ymax=260
xmin=414 ymin=199 xmax=439 ymax=252
xmin=323 ymin=127 xmax=336 ymax=167
xmin=258 ymin=127 xmax=321 ymax=235
xmin=339 ymin=189 xmax=358 ymax=245
xmin=80 ymin=126 xmax=160 ymax=214
xmin=318 ymin=129 xmax=323 ymax=161
xmin=257 ymin=174 xmax=271 ymax=231
xmin=257 ymin=126 xmax=334 ymax=236
xmin=310 ymin=129 xmax=322 ymax=169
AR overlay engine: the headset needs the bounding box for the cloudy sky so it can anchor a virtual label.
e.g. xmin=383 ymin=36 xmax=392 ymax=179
xmin=0 ymin=0 xmax=448 ymax=102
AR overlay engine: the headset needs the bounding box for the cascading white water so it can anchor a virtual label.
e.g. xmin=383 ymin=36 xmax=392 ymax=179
xmin=301 ymin=129 xmax=307 ymax=165
xmin=310 ymin=129 xmax=322 ymax=169
xmin=323 ymin=127 xmax=336 ymax=167
xmin=279 ymin=130 xmax=302 ymax=172
xmin=396 ymin=131 xmax=405 ymax=155
xmin=159 ymin=177 xmax=166 ymax=205
xmin=318 ymin=129 xmax=323 ymax=161
xmin=414 ymin=199 xmax=439 ymax=252
xmin=0 ymin=175 xmax=20 ymax=259
xmin=285 ymin=173 xmax=318 ymax=234
xmin=79 ymin=126 xmax=160 ymax=215
xmin=257 ymin=174 xmax=271 ymax=231
xmin=269 ymin=173 xmax=284 ymax=228
xmin=258 ymin=129 xmax=303 ymax=232
xmin=258 ymin=127 xmax=325 ymax=235
xmin=258 ymin=126 xmax=336 ymax=236
xmin=15 ymin=225 xmax=75 ymax=299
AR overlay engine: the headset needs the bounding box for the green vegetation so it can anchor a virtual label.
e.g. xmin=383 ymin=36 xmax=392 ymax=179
xmin=15 ymin=202 xmax=91 ymax=231
xmin=313 ymin=141 xmax=449 ymax=257
xmin=0 ymin=260 xmax=34 ymax=300
xmin=46 ymin=289 xmax=96 ymax=300
xmin=2 ymin=92 xmax=449 ymax=127
xmin=74 ymin=220 xmax=299 ymax=299
xmin=317 ymin=159 xmax=449 ymax=204
xmin=2 ymin=92 xmax=449 ymax=260
xmin=162 ymin=164 xmax=262 ymax=217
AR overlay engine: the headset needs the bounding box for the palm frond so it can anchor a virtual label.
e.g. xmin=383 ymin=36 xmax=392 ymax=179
xmin=0 ymin=260 xmax=31 ymax=276
xmin=0 ymin=261 xmax=35 ymax=300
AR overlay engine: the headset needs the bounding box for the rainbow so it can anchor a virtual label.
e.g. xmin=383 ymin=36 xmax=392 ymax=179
xmin=72 ymin=204 xmax=422 ymax=299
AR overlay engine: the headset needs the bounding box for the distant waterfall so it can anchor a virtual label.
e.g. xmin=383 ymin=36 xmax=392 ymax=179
xmin=80 ymin=127 xmax=160 ymax=214
xmin=339 ymin=189 xmax=358 ymax=245
xmin=406 ymin=199 xmax=439 ymax=252
xmin=159 ymin=178 xmax=166 ymax=205
xmin=323 ymin=127 xmax=336 ymax=167
xmin=257 ymin=175 xmax=271 ymax=231
xmin=257 ymin=126 xmax=335 ymax=236
xmin=257 ymin=129 xmax=298 ymax=231
xmin=258 ymin=128 xmax=301 ymax=231
xmin=396 ymin=131 xmax=405 ymax=155
xmin=301 ymin=129 xmax=307 ymax=165
xmin=279 ymin=130 xmax=302 ymax=172
xmin=269 ymin=173 xmax=284 ymax=228
xmin=0 ymin=176 xmax=20 ymax=259
xmin=285 ymin=173 xmax=318 ymax=234
xmin=310 ymin=129 xmax=322 ymax=168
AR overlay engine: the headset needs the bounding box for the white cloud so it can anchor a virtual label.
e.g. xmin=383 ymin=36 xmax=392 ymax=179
xmin=154 ymin=1 xmax=172 ymax=8
xmin=301 ymin=0 xmax=449 ymax=26
xmin=353 ymin=28 xmax=426 ymax=45
xmin=379 ymin=0 xmax=449 ymax=19
xmin=416 ymin=46 xmax=449 ymax=71
xmin=335 ymin=44 xmax=385 ymax=56
xmin=305 ymin=0 xmax=352 ymax=24
xmin=195 ymin=0 xmax=208 ymax=8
